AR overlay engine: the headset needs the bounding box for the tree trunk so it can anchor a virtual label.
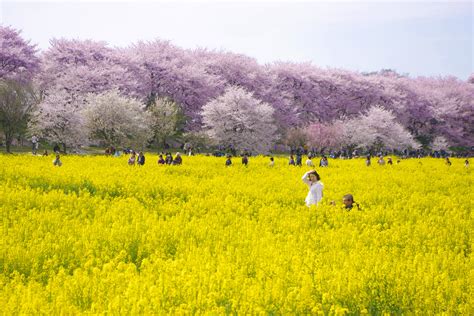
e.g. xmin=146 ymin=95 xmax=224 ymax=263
xmin=62 ymin=143 xmax=67 ymax=154
xmin=5 ymin=136 xmax=12 ymax=154
xmin=4 ymin=131 xmax=13 ymax=153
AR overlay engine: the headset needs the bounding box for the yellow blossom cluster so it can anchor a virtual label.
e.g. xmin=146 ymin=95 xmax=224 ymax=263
xmin=0 ymin=154 xmax=472 ymax=314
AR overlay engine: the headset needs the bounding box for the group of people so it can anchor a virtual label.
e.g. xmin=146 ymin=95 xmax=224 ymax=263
xmin=157 ymin=152 xmax=182 ymax=165
xmin=302 ymin=170 xmax=359 ymax=210
xmin=128 ymin=151 xmax=183 ymax=166
xmin=127 ymin=151 xmax=146 ymax=166
xmin=225 ymin=154 xmax=249 ymax=167
xmin=48 ymin=146 xmax=469 ymax=210
xmin=288 ymin=154 xmax=329 ymax=167
xmin=365 ymin=155 xmax=398 ymax=166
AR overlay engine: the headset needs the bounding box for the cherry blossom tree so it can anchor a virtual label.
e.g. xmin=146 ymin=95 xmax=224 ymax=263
xmin=201 ymin=86 xmax=278 ymax=153
xmin=282 ymin=128 xmax=308 ymax=150
xmin=37 ymin=39 xmax=131 ymax=96
xmin=22 ymin=30 xmax=471 ymax=151
xmin=467 ymin=74 xmax=474 ymax=84
xmin=28 ymin=88 xmax=86 ymax=153
xmin=305 ymin=121 xmax=345 ymax=153
xmin=82 ymin=89 xmax=152 ymax=148
xmin=412 ymin=76 xmax=474 ymax=148
xmin=431 ymin=136 xmax=449 ymax=151
xmin=118 ymin=40 xmax=223 ymax=130
xmin=0 ymin=26 xmax=40 ymax=82
xmin=342 ymin=105 xmax=419 ymax=151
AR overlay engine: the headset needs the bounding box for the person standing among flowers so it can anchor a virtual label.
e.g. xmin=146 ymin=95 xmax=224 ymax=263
xmin=289 ymin=155 xmax=295 ymax=166
xmin=137 ymin=152 xmax=145 ymax=166
xmin=225 ymin=155 xmax=232 ymax=167
xmin=128 ymin=151 xmax=136 ymax=166
xmin=269 ymin=157 xmax=275 ymax=167
xmin=52 ymin=154 xmax=62 ymax=167
xmin=242 ymin=154 xmax=249 ymax=166
xmin=365 ymin=155 xmax=371 ymax=166
xmin=302 ymin=170 xmax=323 ymax=207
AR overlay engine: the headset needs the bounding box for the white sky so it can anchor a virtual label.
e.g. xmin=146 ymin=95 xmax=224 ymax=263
xmin=1 ymin=0 xmax=472 ymax=79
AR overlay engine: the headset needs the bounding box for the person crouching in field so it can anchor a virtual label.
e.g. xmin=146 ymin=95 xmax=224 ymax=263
xmin=158 ymin=154 xmax=165 ymax=165
xmin=53 ymin=154 xmax=62 ymax=167
xmin=173 ymin=152 xmax=182 ymax=165
xmin=331 ymin=194 xmax=360 ymax=211
xmin=342 ymin=194 xmax=360 ymax=210
xmin=302 ymin=170 xmax=323 ymax=207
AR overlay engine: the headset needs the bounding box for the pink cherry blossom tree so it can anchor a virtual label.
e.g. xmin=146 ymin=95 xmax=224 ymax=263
xmin=0 ymin=26 xmax=40 ymax=82
xmin=28 ymin=88 xmax=86 ymax=153
xmin=201 ymin=86 xmax=278 ymax=153
xmin=342 ymin=105 xmax=420 ymax=152
xmin=305 ymin=120 xmax=345 ymax=153
xmin=82 ymin=89 xmax=152 ymax=148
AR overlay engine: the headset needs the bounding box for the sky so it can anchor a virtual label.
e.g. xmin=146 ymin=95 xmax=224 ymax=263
xmin=1 ymin=0 xmax=472 ymax=80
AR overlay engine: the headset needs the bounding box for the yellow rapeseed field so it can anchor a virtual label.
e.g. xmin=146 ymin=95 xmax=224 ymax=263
xmin=0 ymin=154 xmax=472 ymax=314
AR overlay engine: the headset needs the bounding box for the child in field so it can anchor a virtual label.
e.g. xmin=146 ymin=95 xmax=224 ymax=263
xmin=365 ymin=155 xmax=371 ymax=166
xmin=289 ymin=155 xmax=295 ymax=166
xmin=306 ymin=157 xmax=314 ymax=167
xmin=445 ymin=157 xmax=452 ymax=166
xmin=269 ymin=157 xmax=275 ymax=167
xmin=225 ymin=155 xmax=232 ymax=166
xmin=53 ymin=154 xmax=62 ymax=167
xmin=128 ymin=152 xmax=136 ymax=165
xmin=319 ymin=156 xmax=329 ymax=167
xmin=302 ymin=170 xmax=323 ymax=207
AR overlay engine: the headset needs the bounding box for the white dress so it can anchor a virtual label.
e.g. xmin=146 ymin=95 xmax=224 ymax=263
xmin=302 ymin=171 xmax=323 ymax=206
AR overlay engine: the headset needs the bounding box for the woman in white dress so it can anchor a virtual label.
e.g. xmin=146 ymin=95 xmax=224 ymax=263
xmin=302 ymin=170 xmax=323 ymax=207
